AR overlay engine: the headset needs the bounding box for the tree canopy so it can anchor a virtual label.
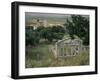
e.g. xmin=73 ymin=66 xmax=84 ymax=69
xmin=26 ymin=25 xmax=65 ymax=46
xmin=64 ymin=15 xmax=89 ymax=45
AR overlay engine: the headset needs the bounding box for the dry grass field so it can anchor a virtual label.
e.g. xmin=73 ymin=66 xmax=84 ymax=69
xmin=25 ymin=42 xmax=89 ymax=68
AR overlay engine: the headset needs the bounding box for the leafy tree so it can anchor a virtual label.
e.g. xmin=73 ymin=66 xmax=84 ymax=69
xmin=26 ymin=29 xmax=40 ymax=46
xmin=35 ymin=26 xmax=44 ymax=32
xmin=40 ymin=27 xmax=53 ymax=42
xmin=51 ymin=26 xmax=65 ymax=33
xmin=38 ymin=26 xmax=65 ymax=42
xmin=51 ymin=26 xmax=65 ymax=41
xmin=64 ymin=15 xmax=89 ymax=45
xmin=26 ymin=25 xmax=65 ymax=45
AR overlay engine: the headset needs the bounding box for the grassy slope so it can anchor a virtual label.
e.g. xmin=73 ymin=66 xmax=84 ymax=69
xmin=25 ymin=43 xmax=89 ymax=68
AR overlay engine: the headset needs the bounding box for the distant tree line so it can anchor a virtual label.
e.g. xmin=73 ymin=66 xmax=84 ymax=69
xmin=26 ymin=26 xmax=65 ymax=46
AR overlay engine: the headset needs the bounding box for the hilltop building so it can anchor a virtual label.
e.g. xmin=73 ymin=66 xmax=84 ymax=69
xmin=26 ymin=19 xmax=48 ymax=30
xmin=26 ymin=18 xmax=64 ymax=30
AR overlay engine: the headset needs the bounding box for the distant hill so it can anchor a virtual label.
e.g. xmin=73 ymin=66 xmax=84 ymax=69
xmin=25 ymin=12 xmax=89 ymax=27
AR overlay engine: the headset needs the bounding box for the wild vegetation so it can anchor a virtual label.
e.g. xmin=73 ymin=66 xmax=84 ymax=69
xmin=25 ymin=15 xmax=89 ymax=68
xmin=64 ymin=15 xmax=89 ymax=45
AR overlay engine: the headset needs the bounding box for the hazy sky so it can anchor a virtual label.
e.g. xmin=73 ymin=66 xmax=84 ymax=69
xmin=25 ymin=12 xmax=89 ymax=24
xmin=25 ymin=12 xmax=70 ymax=20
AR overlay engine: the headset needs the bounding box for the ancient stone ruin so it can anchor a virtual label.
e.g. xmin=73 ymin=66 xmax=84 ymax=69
xmin=51 ymin=39 xmax=89 ymax=58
